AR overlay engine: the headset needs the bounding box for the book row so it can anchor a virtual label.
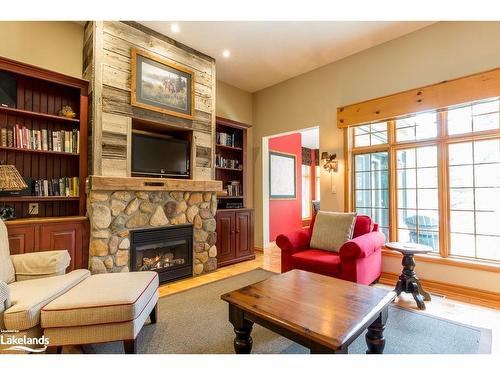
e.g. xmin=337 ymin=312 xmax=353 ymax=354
xmin=0 ymin=125 xmax=80 ymax=153
xmin=216 ymin=131 xmax=240 ymax=148
xmin=33 ymin=177 xmax=80 ymax=197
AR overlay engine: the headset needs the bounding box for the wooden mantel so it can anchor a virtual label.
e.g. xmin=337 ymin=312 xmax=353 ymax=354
xmin=87 ymin=176 xmax=223 ymax=192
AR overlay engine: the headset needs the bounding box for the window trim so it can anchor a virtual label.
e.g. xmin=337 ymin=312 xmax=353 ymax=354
xmin=345 ymin=106 xmax=500 ymax=268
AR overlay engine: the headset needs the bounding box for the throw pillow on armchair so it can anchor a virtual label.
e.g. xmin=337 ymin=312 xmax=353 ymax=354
xmin=310 ymin=211 xmax=357 ymax=252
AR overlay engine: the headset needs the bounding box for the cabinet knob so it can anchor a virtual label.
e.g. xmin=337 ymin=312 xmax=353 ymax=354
xmin=231 ymin=230 xmax=235 ymax=234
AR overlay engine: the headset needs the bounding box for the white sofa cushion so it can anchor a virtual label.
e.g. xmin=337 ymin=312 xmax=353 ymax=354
xmin=41 ymin=271 xmax=159 ymax=328
xmin=0 ymin=220 xmax=15 ymax=284
xmin=4 ymin=269 xmax=90 ymax=331
xmin=310 ymin=211 xmax=357 ymax=252
xmin=11 ymin=250 xmax=71 ymax=281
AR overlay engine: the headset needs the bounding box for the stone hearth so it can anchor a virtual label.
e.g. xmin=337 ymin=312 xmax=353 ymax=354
xmin=87 ymin=187 xmax=219 ymax=276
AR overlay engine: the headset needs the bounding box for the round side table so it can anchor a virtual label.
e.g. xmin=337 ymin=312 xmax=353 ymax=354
xmin=385 ymin=242 xmax=432 ymax=310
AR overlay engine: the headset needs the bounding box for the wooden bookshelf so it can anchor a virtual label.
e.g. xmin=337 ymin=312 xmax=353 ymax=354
xmin=0 ymin=196 xmax=80 ymax=202
xmin=216 ymin=144 xmax=243 ymax=151
xmin=0 ymin=106 xmax=80 ymax=124
xmin=215 ymin=166 xmax=243 ymax=172
xmin=0 ymin=145 xmax=79 ymax=156
xmin=215 ymin=117 xmax=249 ymax=209
xmin=0 ymin=56 xmax=88 ymax=219
xmin=215 ymin=117 xmax=254 ymax=268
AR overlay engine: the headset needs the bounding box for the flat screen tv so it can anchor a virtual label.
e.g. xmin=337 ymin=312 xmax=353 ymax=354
xmin=132 ymin=132 xmax=190 ymax=178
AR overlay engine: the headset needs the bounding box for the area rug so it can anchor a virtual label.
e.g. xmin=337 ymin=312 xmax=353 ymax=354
xmin=90 ymin=268 xmax=491 ymax=354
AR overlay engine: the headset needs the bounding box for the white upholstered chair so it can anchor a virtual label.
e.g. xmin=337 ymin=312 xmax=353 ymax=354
xmin=0 ymin=219 xmax=90 ymax=353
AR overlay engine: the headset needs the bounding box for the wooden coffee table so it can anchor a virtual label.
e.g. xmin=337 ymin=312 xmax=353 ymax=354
xmin=221 ymin=270 xmax=396 ymax=354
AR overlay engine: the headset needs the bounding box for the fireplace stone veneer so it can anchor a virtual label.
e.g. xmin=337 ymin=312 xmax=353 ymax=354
xmin=87 ymin=189 xmax=218 ymax=276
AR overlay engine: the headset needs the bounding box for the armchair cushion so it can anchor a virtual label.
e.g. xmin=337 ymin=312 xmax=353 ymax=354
xmin=0 ymin=220 xmax=15 ymax=284
xmin=339 ymin=231 xmax=386 ymax=261
xmin=352 ymin=215 xmax=374 ymax=238
xmin=4 ymin=269 xmax=90 ymax=331
xmin=10 ymin=250 xmax=71 ymax=281
xmin=310 ymin=211 xmax=357 ymax=252
xmin=291 ymin=249 xmax=342 ymax=277
xmin=275 ymin=228 xmax=312 ymax=253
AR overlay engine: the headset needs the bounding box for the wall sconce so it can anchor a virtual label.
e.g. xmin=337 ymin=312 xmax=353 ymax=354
xmin=321 ymin=152 xmax=338 ymax=173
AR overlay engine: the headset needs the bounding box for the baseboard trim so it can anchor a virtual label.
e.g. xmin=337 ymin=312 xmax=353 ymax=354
xmin=254 ymin=247 xmax=264 ymax=253
xmin=380 ymin=272 xmax=500 ymax=310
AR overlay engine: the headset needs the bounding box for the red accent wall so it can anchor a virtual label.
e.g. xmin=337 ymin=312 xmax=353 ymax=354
xmin=269 ymin=133 xmax=302 ymax=241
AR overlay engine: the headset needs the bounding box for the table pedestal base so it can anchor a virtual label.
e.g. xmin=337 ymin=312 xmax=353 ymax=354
xmin=395 ymin=253 xmax=431 ymax=310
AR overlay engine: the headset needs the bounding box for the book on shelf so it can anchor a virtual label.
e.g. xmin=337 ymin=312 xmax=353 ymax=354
xmin=1 ymin=124 xmax=79 ymax=153
xmin=216 ymin=131 xmax=238 ymax=148
xmin=226 ymin=181 xmax=241 ymax=197
xmin=0 ymin=128 xmax=6 ymax=146
xmin=33 ymin=177 xmax=79 ymax=197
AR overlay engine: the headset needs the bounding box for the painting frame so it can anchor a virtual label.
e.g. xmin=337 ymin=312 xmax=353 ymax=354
xmin=131 ymin=48 xmax=195 ymax=120
xmin=269 ymin=151 xmax=297 ymax=200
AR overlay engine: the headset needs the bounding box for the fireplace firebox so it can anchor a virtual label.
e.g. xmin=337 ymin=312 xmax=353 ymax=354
xmin=130 ymin=224 xmax=193 ymax=283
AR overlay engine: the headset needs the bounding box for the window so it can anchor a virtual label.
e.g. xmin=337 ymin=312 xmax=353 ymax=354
xmin=302 ymin=165 xmax=311 ymax=219
xmin=353 ymin=151 xmax=389 ymax=239
xmin=348 ymin=97 xmax=500 ymax=264
xmin=354 ymin=122 xmax=388 ymax=147
xmin=396 ymin=146 xmax=439 ymax=251
xmin=395 ymin=111 xmax=438 ymax=142
xmin=447 ymin=98 xmax=500 ymax=135
xmin=448 ymin=139 xmax=500 ymax=260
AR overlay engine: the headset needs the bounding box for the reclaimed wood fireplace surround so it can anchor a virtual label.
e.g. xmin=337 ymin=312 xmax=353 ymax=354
xmin=84 ymin=21 xmax=222 ymax=276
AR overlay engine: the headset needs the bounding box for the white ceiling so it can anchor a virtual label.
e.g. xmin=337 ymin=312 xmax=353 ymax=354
xmin=140 ymin=21 xmax=434 ymax=93
xmin=301 ymin=128 xmax=319 ymax=149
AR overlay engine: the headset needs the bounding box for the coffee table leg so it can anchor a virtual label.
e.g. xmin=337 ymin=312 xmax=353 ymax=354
xmin=229 ymin=304 xmax=254 ymax=354
xmin=366 ymin=307 xmax=388 ymax=354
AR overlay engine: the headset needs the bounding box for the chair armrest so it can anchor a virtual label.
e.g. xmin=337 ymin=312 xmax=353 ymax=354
xmin=0 ymin=280 xmax=10 ymax=315
xmin=276 ymin=228 xmax=312 ymax=254
xmin=10 ymin=250 xmax=71 ymax=281
xmin=339 ymin=231 xmax=385 ymax=261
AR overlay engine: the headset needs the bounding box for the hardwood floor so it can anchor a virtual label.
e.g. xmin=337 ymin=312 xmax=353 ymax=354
xmin=159 ymin=244 xmax=500 ymax=354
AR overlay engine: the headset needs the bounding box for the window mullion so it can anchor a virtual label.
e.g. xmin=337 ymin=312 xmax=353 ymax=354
xmin=438 ymin=111 xmax=450 ymax=258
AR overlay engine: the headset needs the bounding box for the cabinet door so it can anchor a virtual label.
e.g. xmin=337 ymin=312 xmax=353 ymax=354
xmin=235 ymin=210 xmax=253 ymax=258
xmin=39 ymin=222 xmax=86 ymax=271
xmin=6 ymin=225 xmax=36 ymax=255
xmin=216 ymin=211 xmax=235 ymax=265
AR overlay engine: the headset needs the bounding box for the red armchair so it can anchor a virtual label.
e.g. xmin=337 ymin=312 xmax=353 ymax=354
xmin=276 ymin=215 xmax=384 ymax=285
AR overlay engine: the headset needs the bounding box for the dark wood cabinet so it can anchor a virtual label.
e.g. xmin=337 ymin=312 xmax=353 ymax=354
xmin=216 ymin=209 xmax=254 ymax=267
xmin=5 ymin=216 xmax=89 ymax=271
xmin=5 ymin=225 xmax=36 ymax=255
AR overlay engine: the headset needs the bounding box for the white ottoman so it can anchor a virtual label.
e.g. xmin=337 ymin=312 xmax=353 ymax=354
xmin=41 ymin=271 xmax=158 ymax=354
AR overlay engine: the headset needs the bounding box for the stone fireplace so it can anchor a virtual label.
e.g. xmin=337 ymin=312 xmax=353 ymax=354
xmin=87 ymin=176 xmax=221 ymax=276
xmin=83 ymin=22 xmax=221 ymax=277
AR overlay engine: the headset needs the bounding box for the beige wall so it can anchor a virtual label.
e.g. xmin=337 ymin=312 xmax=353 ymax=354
xmin=216 ymin=80 xmax=254 ymax=208
xmin=0 ymin=21 xmax=84 ymax=78
xmin=216 ymin=80 xmax=253 ymax=125
xmin=253 ymin=21 xmax=500 ymax=292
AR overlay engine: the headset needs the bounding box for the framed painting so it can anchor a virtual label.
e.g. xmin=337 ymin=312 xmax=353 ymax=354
xmin=131 ymin=48 xmax=194 ymax=120
xmin=269 ymin=151 xmax=296 ymax=199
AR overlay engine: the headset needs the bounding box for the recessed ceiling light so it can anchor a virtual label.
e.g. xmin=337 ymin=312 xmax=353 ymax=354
xmin=222 ymin=49 xmax=231 ymax=58
xmin=170 ymin=23 xmax=180 ymax=33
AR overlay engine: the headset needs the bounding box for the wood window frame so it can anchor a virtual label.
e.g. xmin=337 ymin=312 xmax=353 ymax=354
xmin=341 ymin=68 xmax=500 ymax=273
